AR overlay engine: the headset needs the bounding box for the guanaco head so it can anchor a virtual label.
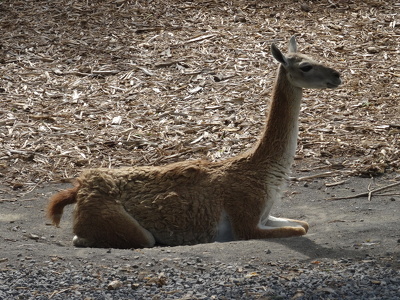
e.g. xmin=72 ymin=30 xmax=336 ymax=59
xmin=271 ymin=36 xmax=341 ymax=89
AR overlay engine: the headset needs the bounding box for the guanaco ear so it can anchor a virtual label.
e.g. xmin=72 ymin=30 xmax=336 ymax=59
xmin=271 ymin=43 xmax=288 ymax=66
xmin=288 ymin=35 xmax=297 ymax=53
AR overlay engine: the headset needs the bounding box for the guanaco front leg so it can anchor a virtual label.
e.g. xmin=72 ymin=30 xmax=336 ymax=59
xmin=73 ymin=197 xmax=156 ymax=249
xmin=263 ymin=215 xmax=309 ymax=232
xmin=230 ymin=213 xmax=307 ymax=240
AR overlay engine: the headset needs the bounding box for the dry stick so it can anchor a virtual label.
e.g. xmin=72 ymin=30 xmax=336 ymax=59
xmin=155 ymin=60 xmax=186 ymax=68
xmin=130 ymin=65 xmax=154 ymax=76
xmin=291 ymin=171 xmax=338 ymax=181
xmin=374 ymin=192 xmax=400 ymax=197
xmin=328 ymin=181 xmax=400 ymax=201
xmin=0 ymin=198 xmax=36 ymax=203
xmin=367 ymin=181 xmax=400 ymax=201
xmin=183 ymin=34 xmax=216 ymax=45
xmin=325 ymin=180 xmax=347 ymax=187
xmin=367 ymin=180 xmax=374 ymax=201
xmin=48 ymin=288 xmax=71 ymax=299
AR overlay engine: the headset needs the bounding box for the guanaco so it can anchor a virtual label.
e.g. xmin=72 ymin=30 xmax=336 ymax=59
xmin=48 ymin=36 xmax=341 ymax=249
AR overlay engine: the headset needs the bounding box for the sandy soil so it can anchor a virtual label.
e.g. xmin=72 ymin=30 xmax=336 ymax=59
xmin=1 ymin=170 xmax=399 ymax=270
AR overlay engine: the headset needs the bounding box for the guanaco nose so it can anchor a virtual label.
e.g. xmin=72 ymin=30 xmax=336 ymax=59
xmin=333 ymin=70 xmax=341 ymax=79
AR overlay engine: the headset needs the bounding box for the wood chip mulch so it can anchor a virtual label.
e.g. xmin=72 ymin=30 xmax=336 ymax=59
xmin=0 ymin=0 xmax=399 ymax=192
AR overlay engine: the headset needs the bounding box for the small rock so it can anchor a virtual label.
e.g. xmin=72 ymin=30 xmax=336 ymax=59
xmin=188 ymin=86 xmax=202 ymax=94
xmin=54 ymin=241 xmax=65 ymax=246
xmin=111 ymin=116 xmax=122 ymax=125
xmin=107 ymin=280 xmax=122 ymax=290
xmin=131 ymin=283 xmax=140 ymax=289
xmin=233 ymin=15 xmax=246 ymax=23
xmin=12 ymin=183 xmax=24 ymax=190
xmin=26 ymin=233 xmax=40 ymax=240
xmin=145 ymin=272 xmax=168 ymax=287
xmin=244 ymin=272 xmax=259 ymax=278
xmin=315 ymin=287 xmax=336 ymax=294
xmin=292 ymin=290 xmax=305 ymax=299
xmin=367 ymin=47 xmax=379 ymax=54
xmin=300 ymin=4 xmax=312 ymax=12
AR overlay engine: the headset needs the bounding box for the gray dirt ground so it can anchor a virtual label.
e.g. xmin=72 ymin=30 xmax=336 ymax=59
xmin=1 ymin=170 xmax=399 ymax=270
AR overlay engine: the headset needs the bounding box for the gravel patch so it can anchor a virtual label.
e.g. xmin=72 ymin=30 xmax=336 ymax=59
xmin=1 ymin=256 xmax=399 ymax=299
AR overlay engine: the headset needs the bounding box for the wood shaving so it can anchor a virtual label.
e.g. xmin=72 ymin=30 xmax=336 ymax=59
xmin=0 ymin=0 xmax=399 ymax=191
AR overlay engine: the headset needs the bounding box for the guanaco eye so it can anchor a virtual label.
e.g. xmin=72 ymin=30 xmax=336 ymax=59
xmin=300 ymin=65 xmax=313 ymax=72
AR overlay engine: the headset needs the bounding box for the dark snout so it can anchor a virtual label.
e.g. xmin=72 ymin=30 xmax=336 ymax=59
xmin=327 ymin=69 xmax=342 ymax=88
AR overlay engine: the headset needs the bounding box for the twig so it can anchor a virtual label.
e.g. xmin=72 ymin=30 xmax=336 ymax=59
xmin=367 ymin=180 xmax=374 ymax=201
xmin=48 ymin=288 xmax=72 ymax=299
xmin=325 ymin=180 xmax=347 ymax=187
xmin=183 ymin=34 xmax=216 ymax=45
xmin=133 ymin=65 xmax=154 ymax=76
xmin=368 ymin=181 xmax=400 ymax=200
xmin=91 ymin=70 xmax=120 ymax=76
xmin=327 ymin=192 xmax=367 ymax=201
xmin=125 ymin=63 xmax=154 ymax=76
xmin=0 ymin=198 xmax=36 ymax=203
xmin=291 ymin=171 xmax=338 ymax=181
xmin=327 ymin=181 xmax=400 ymax=201
xmin=374 ymin=193 xmax=400 ymax=197
xmin=155 ymin=60 xmax=186 ymax=68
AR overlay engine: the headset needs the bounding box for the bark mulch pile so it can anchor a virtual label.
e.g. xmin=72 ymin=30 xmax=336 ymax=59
xmin=1 ymin=0 xmax=399 ymax=193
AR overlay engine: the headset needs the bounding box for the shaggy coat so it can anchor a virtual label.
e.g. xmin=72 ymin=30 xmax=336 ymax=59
xmin=48 ymin=36 xmax=341 ymax=248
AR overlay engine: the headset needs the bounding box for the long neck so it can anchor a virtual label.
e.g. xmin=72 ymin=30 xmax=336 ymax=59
xmin=248 ymin=65 xmax=303 ymax=168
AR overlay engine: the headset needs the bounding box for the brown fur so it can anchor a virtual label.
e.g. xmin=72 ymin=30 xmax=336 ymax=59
xmin=47 ymin=182 xmax=80 ymax=227
xmin=47 ymin=37 xmax=340 ymax=249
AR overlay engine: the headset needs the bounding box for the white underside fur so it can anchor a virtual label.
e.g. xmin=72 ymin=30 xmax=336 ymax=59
xmin=215 ymin=210 xmax=235 ymax=242
xmin=73 ymin=235 xmax=92 ymax=247
xmin=258 ymin=215 xmax=304 ymax=230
